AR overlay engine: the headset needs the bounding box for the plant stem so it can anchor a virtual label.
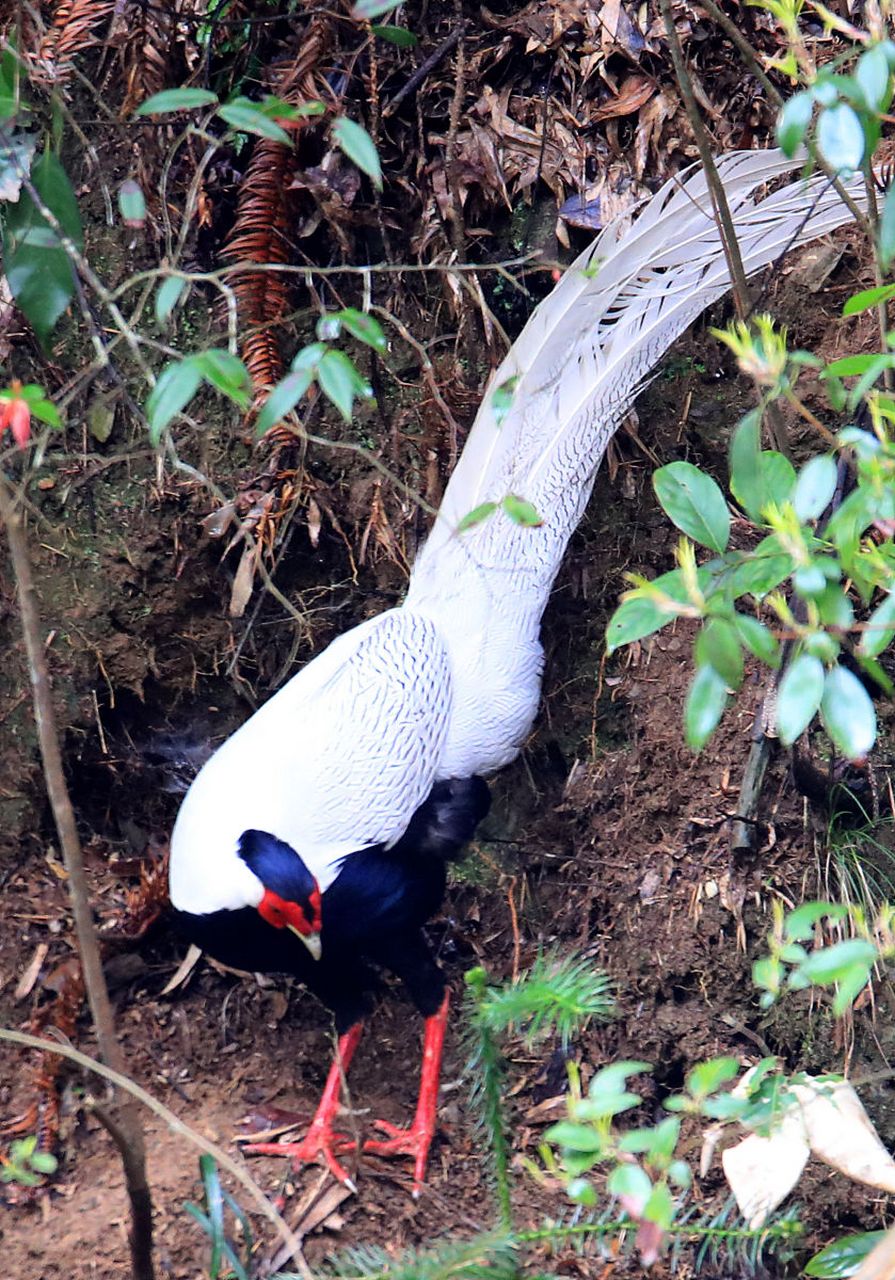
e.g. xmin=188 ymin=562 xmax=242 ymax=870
xmin=0 ymin=475 xmax=154 ymax=1280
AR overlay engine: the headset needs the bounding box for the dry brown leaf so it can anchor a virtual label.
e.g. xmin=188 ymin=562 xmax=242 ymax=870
xmin=15 ymin=943 xmax=49 ymax=1002
xmin=229 ymin=543 xmax=258 ymax=618
xmin=160 ymin=943 xmax=202 ymax=996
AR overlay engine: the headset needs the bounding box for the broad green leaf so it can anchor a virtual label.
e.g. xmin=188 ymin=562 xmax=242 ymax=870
xmin=685 ymin=664 xmax=728 ymax=750
xmin=457 ymin=501 xmax=498 ymax=533
xmin=331 ymin=116 xmax=382 ymax=189
xmin=587 ymin=1061 xmax=652 ymax=1096
xmin=491 ymin=376 xmax=520 ymax=426
xmin=776 ymin=652 xmax=824 ymax=745
xmin=820 ymin=664 xmax=876 ymax=759
xmin=335 ymin=307 xmax=387 ymax=352
xmin=792 ymin=455 xmax=837 ymax=521
xmin=292 ymin=341 xmax=327 ymax=372
xmin=371 ymin=23 xmax=418 ymax=45
xmin=146 ymin=359 xmax=202 ymax=442
xmin=797 ymin=938 xmax=878 ymax=985
xmin=815 ymin=583 xmax=854 ymax=629
xmin=880 ymin=184 xmax=895 ymax=272
xmin=607 ymin=1163 xmax=653 ymax=1205
xmin=725 ymin=552 xmax=793 ymax=600
xmin=794 ymin=563 xmax=828 ymax=600
xmin=117 ymin=179 xmax=145 ymax=227
xmin=317 ymin=348 xmax=371 ymax=420
xmin=695 ymin=618 xmax=743 ymax=688
xmin=606 ymin=567 xmax=711 ymax=653
xmin=193 ymin=349 xmax=251 ymax=406
xmin=729 ymin=409 xmax=764 ymax=521
xmin=653 ymin=461 xmax=729 ymax=552
xmin=137 ymin=88 xmax=218 ymax=115
xmin=856 ymin=43 xmax=892 ymax=113
xmin=759 ymin=450 xmax=796 ymax=508
xmin=217 ymin=100 xmax=292 ymax=145
xmin=2 ymin=150 xmax=81 ymax=344
xmin=832 ymin=962 xmax=873 ymax=1016
xmin=501 ymin=494 xmax=542 ymax=527
xmin=776 ymin=90 xmax=813 ymax=156
xmin=352 ymin=0 xmax=402 ymax=17
xmin=732 ymin=612 xmax=780 ymax=667
xmin=816 ymin=103 xmax=865 ymax=174
xmin=805 ymin=1231 xmax=885 ymax=1278
xmin=28 ymin=1151 xmax=58 ymax=1174
xmin=155 ymin=276 xmax=186 ymax=326
xmin=254 ymin=369 xmax=314 ymax=436
xmin=842 ymin=283 xmax=895 ymax=317
xmin=826 ymin=353 xmax=890 ymax=376
xmin=643 ymin=1180 xmax=674 ymax=1229
xmin=566 ymin=1177 xmax=597 ymax=1206
xmin=859 ymin=590 xmax=895 ymax=659
xmin=686 ymin=1057 xmax=739 ymax=1098
xmin=785 ymin=901 xmax=846 ymax=941
xmin=545 ymin=1121 xmax=606 ymax=1153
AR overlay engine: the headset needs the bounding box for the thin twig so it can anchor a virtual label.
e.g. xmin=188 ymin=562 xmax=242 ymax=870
xmin=0 ymin=475 xmax=154 ymax=1280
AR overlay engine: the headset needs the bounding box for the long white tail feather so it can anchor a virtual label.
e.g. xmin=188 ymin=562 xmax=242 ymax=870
xmin=406 ymin=149 xmax=864 ymax=779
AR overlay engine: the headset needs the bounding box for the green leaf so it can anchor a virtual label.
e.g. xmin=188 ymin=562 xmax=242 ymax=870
xmin=155 ymin=276 xmax=186 ymax=326
xmin=842 ymin=283 xmax=895 ymax=317
xmin=292 ymin=341 xmax=328 ymax=372
xmin=732 ymin=613 xmax=781 ymax=667
xmin=776 ymin=652 xmax=824 ymax=745
xmin=146 ymin=358 xmax=202 ymax=443
xmin=491 ymin=376 xmax=520 ymax=426
xmin=117 ymin=179 xmax=145 ymax=227
xmin=785 ymin=901 xmax=846 ymax=942
xmin=826 ymin=353 xmax=889 ymax=376
xmin=695 ymin=618 xmax=743 ymax=688
xmin=193 ymin=349 xmax=251 ymax=407
xmin=501 ymin=494 xmax=542 ymax=527
xmin=217 ymin=100 xmax=292 ymax=145
xmin=371 ymin=23 xmax=418 ymax=45
xmin=805 ymin=1231 xmax=885 ymax=1278
xmin=335 ymin=307 xmax=387 ymax=352
xmin=653 ymin=461 xmax=729 ymax=552
xmin=859 ymin=590 xmax=895 ymax=659
xmin=798 ymin=938 xmax=878 ymax=985
xmin=820 ymin=664 xmax=876 ymax=759
xmin=457 ymin=501 xmax=498 ymax=533
xmin=880 ymin=184 xmax=895 ymax=272
xmin=792 ymin=455 xmax=837 ymax=521
xmin=607 ymin=1163 xmax=652 ymax=1205
xmin=643 ymin=1179 xmax=674 ymax=1230
xmin=317 ymin=348 xmax=371 ymax=420
xmin=331 ymin=116 xmax=382 ymax=190
xmin=686 ymin=1057 xmax=739 ymax=1098
xmin=685 ymin=664 xmax=728 ymax=750
xmin=725 ymin=552 xmax=793 ymax=600
xmin=545 ymin=1121 xmax=605 ymax=1153
xmin=255 ymin=369 xmax=314 ymax=436
xmin=2 ymin=150 xmax=81 ymax=344
xmin=832 ymin=962 xmax=874 ymax=1016
xmin=137 ymin=88 xmax=218 ymax=115
xmin=816 ymin=102 xmax=865 ymax=173
xmin=729 ymin=409 xmax=765 ymax=521
xmin=759 ymin=450 xmax=796 ymax=508
xmin=776 ymin=90 xmax=813 ymax=156
xmin=352 ymin=0 xmax=402 ymax=17
xmin=856 ymin=44 xmax=892 ymax=113
xmin=606 ymin=567 xmax=711 ymax=654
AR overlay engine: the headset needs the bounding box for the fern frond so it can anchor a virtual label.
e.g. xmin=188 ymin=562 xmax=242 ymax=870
xmin=311 ymin=1230 xmax=518 ymax=1280
xmin=469 ymin=952 xmax=614 ymax=1046
xmin=37 ymin=0 xmax=114 ymax=82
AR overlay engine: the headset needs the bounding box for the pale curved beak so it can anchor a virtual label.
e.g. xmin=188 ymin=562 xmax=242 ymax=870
xmin=288 ymin=926 xmax=322 ymax=961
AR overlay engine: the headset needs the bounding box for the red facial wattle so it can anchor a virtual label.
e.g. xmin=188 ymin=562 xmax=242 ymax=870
xmin=258 ymin=887 xmax=320 ymax=937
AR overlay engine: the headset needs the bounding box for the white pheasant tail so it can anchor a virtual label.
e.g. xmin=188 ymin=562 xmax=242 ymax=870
xmin=406 ymin=148 xmax=864 ymax=779
xmin=170 ymin=148 xmax=863 ymax=914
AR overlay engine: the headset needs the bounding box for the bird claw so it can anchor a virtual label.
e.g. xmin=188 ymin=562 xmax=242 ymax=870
xmin=243 ymin=1125 xmax=357 ymax=1189
xmin=364 ymin=1119 xmax=435 ymax=1195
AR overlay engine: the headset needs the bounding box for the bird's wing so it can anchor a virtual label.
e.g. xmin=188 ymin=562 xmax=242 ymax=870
xmin=169 ymin=609 xmax=452 ymax=910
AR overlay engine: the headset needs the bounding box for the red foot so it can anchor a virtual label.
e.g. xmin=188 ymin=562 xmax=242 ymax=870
xmin=363 ymin=990 xmax=449 ymax=1196
xmin=242 ymin=1023 xmax=363 ymax=1191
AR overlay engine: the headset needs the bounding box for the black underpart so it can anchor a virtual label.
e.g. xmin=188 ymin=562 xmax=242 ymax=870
xmin=173 ymin=775 xmax=490 ymax=1033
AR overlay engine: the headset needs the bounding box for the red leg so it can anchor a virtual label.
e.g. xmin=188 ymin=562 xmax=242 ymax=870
xmin=243 ymin=1022 xmax=363 ymax=1190
xmin=363 ymin=990 xmax=449 ymax=1196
